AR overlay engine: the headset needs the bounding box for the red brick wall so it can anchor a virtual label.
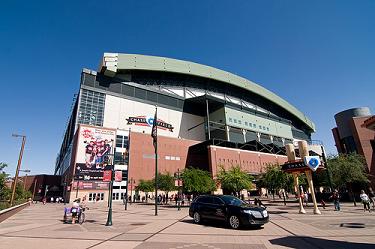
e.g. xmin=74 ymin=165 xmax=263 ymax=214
xmin=208 ymin=146 xmax=288 ymax=178
xmin=350 ymin=117 xmax=375 ymax=186
xmin=128 ymin=132 xmax=199 ymax=185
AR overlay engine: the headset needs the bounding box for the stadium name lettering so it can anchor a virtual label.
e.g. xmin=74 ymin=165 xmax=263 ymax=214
xmin=126 ymin=116 xmax=174 ymax=132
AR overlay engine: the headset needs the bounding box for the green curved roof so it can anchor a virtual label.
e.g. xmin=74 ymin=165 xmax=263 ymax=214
xmin=99 ymin=53 xmax=315 ymax=132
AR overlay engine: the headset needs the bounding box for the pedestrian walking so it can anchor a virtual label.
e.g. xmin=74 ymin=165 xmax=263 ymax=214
xmin=320 ymin=199 xmax=326 ymax=209
xmin=304 ymin=192 xmax=309 ymax=207
xmin=360 ymin=190 xmax=371 ymax=212
xmin=329 ymin=190 xmax=340 ymax=211
xmin=368 ymin=187 xmax=375 ymax=210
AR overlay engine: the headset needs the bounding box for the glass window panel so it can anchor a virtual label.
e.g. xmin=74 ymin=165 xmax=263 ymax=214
xmin=147 ymin=91 xmax=158 ymax=102
xmin=135 ymin=88 xmax=146 ymax=99
xmin=122 ymin=84 xmax=134 ymax=97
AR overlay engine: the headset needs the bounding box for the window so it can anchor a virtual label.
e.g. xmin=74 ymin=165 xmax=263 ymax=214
xmin=238 ymin=120 xmax=242 ymax=124
xmin=78 ymin=89 xmax=105 ymax=126
xmin=88 ymin=192 xmax=104 ymax=202
xmin=245 ymin=122 xmax=248 ymax=126
xmin=213 ymin=197 xmax=224 ymax=205
xmin=234 ymin=119 xmax=237 ymax=123
xmin=135 ymin=88 xmax=147 ymax=99
xmin=197 ymin=196 xmax=212 ymax=204
xmin=116 ymin=135 xmax=123 ymax=147
xmin=122 ymin=84 xmax=134 ymax=97
xmin=229 ymin=118 xmax=233 ymax=122
xmin=112 ymin=193 xmax=120 ymax=200
xmin=147 ymin=91 xmax=158 ymax=102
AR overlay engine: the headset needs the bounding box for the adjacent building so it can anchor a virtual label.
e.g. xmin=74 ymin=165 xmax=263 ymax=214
xmin=56 ymin=53 xmax=317 ymax=202
xmin=332 ymin=107 xmax=375 ymax=187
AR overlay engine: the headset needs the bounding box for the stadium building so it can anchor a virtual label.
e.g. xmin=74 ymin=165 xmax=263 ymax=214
xmin=56 ymin=53 xmax=316 ymax=202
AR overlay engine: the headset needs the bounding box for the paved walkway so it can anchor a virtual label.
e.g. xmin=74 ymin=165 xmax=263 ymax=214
xmin=0 ymin=201 xmax=374 ymax=248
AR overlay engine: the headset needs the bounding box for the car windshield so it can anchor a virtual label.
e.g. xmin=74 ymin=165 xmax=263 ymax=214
xmin=220 ymin=196 xmax=246 ymax=206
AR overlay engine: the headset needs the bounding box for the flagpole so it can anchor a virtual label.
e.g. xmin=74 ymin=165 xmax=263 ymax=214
xmin=154 ymin=106 xmax=158 ymax=216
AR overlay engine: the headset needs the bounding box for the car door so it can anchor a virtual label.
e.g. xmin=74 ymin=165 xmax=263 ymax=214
xmin=211 ymin=197 xmax=226 ymax=221
xmin=198 ymin=196 xmax=214 ymax=219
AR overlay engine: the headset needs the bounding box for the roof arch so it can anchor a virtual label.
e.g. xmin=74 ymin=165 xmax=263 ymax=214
xmin=99 ymin=53 xmax=315 ymax=132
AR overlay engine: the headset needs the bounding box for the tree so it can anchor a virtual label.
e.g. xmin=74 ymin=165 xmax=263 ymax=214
xmin=15 ymin=183 xmax=32 ymax=200
xmin=257 ymin=164 xmax=287 ymax=199
xmin=181 ymin=167 xmax=216 ymax=194
xmin=216 ymin=165 xmax=253 ymax=197
xmin=0 ymin=163 xmax=10 ymax=200
xmin=0 ymin=162 xmax=7 ymax=172
xmin=155 ymin=172 xmax=176 ymax=195
xmin=327 ymin=153 xmax=369 ymax=205
xmin=135 ymin=179 xmax=154 ymax=202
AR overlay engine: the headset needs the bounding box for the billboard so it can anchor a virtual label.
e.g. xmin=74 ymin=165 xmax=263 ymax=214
xmin=74 ymin=126 xmax=116 ymax=181
xmin=72 ymin=181 xmax=109 ymax=190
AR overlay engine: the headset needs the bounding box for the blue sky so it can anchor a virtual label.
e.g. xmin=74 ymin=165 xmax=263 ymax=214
xmin=1 ymin=1 xmax=374 ymax=176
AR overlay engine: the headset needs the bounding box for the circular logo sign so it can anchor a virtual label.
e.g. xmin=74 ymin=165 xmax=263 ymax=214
xmin=309 ymin=158 xmax=319 ymax=167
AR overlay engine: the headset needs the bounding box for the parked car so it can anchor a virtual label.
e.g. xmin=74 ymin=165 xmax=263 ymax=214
xmin=189 ymin=195 xmax=269 ymax=229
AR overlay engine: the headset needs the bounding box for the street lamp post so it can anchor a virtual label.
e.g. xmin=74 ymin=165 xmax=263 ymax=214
xmin=10 ymin=134 xmax=26 ymax=207
xmin=105 ymin=168 xmax=114 ymax=226
xmin=174 ymin=169 xmax=182 ymax=211
xmin=105 ymin=143 xmax=115 ymax=226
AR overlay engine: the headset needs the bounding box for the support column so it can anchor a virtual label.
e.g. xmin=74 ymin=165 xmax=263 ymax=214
xmin=285 ymin=144 xmax=305 ymax=214
xmin=298 ymin=141 xmax=321 ymax=215
xmin=225 ymin=126 xmax=230 ymax=141
xmin=206 ymin=99 xmax=211 ymax=140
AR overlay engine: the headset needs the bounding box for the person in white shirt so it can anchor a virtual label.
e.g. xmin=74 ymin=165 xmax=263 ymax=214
xmin=360 ymin=190 xmax=371 ymax=212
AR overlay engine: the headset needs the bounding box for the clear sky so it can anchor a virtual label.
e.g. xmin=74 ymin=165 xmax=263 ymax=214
xmin=1 ymin=1 xmax=374 ymax=176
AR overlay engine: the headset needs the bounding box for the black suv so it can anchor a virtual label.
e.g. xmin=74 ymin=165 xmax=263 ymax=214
xmin=189 ymin=195 xmax=269 ymax=229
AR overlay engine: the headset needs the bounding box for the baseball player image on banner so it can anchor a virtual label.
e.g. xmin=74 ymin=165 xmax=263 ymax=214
xmin=74 ymin=125 xmax=116 ymax=181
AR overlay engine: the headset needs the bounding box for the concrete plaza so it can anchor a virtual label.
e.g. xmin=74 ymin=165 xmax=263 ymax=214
xmin=0 ymin=201 xmax=374 ymax=249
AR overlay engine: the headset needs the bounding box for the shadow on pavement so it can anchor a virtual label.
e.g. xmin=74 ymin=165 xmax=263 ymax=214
xmin=179 ymin=219 xmax=264 ymax=230
xmin=268 ymin=210 xmax=288 ymax=214
xmin=270 ymin=236 xmax=374 ymax=249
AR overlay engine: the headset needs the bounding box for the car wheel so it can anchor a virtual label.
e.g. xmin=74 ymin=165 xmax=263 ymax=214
xmin=229 ymin=215 xmax=240 ymax=229
xmin=193 ymin=212 xmax=201 ymax=224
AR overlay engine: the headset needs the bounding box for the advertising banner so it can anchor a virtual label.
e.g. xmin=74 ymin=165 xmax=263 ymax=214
xmin=74 ymin=126 xmax=116 ymax=181
xmin=115 ymin=171 xmax=122 ymax=182
xmin=72 ymin=181 xmax=110 ymax=190
xmin=103 ymin=170 xmax=112 ymax=182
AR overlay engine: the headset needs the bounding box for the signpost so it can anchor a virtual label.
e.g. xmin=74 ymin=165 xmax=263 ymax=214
xmin=105 ymin=145 xmax=115 ymax=226
xmin=174 ymin=169 xmax=182 ymax=211
xmin=281 ymin=141 xmax=322 ymax=215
